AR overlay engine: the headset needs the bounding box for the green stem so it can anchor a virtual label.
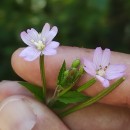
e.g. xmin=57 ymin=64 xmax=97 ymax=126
xmin=59 ymin=77 xmax=125 ymax=117
xmin=48 ymin=83 xmax=75 ymax=106
xmin=58 ymin=74 xmax=81 ymax=97
xmin=50 ymin=73 xmax=82 ymax=105
xmin=58 ymin=83 xmax=75 ymax=97
xmin=40 ymin=55 xmax=46 ymax=103
xmin=77 ymin=78 xmax=96 ymax=92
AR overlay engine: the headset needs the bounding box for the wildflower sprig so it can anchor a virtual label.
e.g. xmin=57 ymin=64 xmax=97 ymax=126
xmin=48 ymin=59 xmax=92 ymax=108
xmin=19 ymin=23 xmax=59 ymax=103
xmin=19 ymin=23 xmax=126 ymax=117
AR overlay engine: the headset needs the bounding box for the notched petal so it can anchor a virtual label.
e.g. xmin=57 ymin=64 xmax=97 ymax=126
xmin=19 ymin=47 xmax=41 ymax=61
xmin=96 ymin=75 xmax=110 ymax=87
xmin=27 ymin=28 xmax=39 ymax=41
xmin=106 ymin=64 xmax=126 ymax=74
xmin=45 ymin=26 xmax=58 ymax=43
xmin=93 ymin=47 xmax=102 ymax=69
xmin=83 ymin=59 xmax=96 ymax=76
xmin=41 ymin=23 xmax=50 ymax=38
xmin=105 ymin=64 xmax=126 ymax=80
xmin=20 ymin=32 xmax=32 ymax=46
xmin=101 ymin=48 xmax=111 ymax=68
xmin=105 ymin=72 xmax=125 ymax=80
xmin=46 ymin=41 xmax=60 ymax=49
xmin=42 ymin=48 xmax=57 ymax=55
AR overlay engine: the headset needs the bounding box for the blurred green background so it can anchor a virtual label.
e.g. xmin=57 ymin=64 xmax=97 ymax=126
xmin=0 ymin=0 xmax=130 ymax=80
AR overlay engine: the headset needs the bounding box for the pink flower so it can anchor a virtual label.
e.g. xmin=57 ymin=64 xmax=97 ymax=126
xmin=83 ymin=47 xmax=126 ymax=87
xmin=20 ymin=23 xmax=60 ymax=61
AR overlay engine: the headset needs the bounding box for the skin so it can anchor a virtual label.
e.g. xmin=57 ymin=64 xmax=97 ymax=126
xmin=12 ymin=46 xmax=130 ymax=107
xmin=1 ymin=46 xmax=130 ymax=130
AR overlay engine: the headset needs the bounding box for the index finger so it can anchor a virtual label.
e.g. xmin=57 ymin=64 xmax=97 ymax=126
xmin=11 ymin=46 xmax=130 ymax=107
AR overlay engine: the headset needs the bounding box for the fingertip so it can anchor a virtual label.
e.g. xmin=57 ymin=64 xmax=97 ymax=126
xmin=11 ymin=48 xmax=23 ymax=77
xmin=11 ymin=48 xmax=21 ymax=67
xmin=11 ymin=48 xmax=41 ymax=85
xmin=11 ymin=48 xmax=24 ymax=79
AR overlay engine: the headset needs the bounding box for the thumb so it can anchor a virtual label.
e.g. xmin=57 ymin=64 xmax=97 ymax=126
xmin=0 ymin=95 xmax=69 ymax=130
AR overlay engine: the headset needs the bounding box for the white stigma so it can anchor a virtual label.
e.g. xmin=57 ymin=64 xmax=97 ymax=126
xmin=31 ymin=39 xmax=45 ymax=51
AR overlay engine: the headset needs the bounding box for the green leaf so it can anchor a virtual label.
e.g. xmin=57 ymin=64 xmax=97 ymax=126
xmin=71 ymin=59 xmax=80 ymax=68
xmin=57 ymin=60 xmax=66 ymax=86
xmin=19 ymin=81 xmax=43 ymax=102
xmin=57 ymin=91 xmax=90 ymax=104
xmin=59 ymin=77 xmax=125 ymax=117
xmin=50 ymin=101 xmax=68 ymax=110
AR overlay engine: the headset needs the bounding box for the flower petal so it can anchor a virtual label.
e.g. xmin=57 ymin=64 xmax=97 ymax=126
xmin=93 ymin=47 xmax=102 ymax=69
xmin=45 ymin=26 xmax=58 ymax=44
xmin=27 ymin=28 xmax=39 ymax=41
xmin=105 ymin=64 xmax=126 ymax=80
xmin=96 ymin=75 xmax=110 ymax=87
xmin=20 ymin=32 xmax=33 ymax=46
xmin=105 ymin=72 xmax=125 ymax=80
xmin=19 ymin=47 xmax=41 ymax=61
xmin=83 ymin=59 xmax=96 ymax=76
xmin=41 ymin=23 xmax=50 ymax=38
xmin=46 ymin=41 xmax=59 ymax=49
xmin=101 ymin=48 xmax=111 ymax=68
xmin=106 ymin=64 xmax=126 ymax=74
xmin=43 ymin=48 xmax=57 ymax=55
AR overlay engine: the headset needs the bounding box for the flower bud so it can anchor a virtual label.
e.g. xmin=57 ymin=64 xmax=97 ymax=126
xmin=71 ymin=59 xmax=80 ymax=68
xmin=64 ymin=70 xmax=69 ymax=77
xmin=79 ymin=66 xmax=84 ymax=75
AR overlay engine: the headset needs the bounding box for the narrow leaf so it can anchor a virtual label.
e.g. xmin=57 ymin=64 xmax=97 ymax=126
xmin=57 ymin=60 xmax=66 ymax=86
xmin=19 ymin=81 xmax=43 ymax=101
xmin=59 ymin=77 xmax=125 ymax=117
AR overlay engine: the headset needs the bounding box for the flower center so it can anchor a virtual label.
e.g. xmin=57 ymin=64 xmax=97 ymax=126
xmin=97 ymin=69 xmax=106 ymax=77
xmin=96 ymin=66 xmax=108 ymax=77
xmin=36 ymin=40 xmax=45 ymax=50
xmin=31 ymin=39 xmax=45 ymax=51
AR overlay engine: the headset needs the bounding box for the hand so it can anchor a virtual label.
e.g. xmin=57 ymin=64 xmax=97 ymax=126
xmin=0 ymin=46 xmax=130 ymax=130
xmin=12 ymin=46 xmax=130 ymax=107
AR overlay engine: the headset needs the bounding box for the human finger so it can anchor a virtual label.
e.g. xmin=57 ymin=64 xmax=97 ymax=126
xmin=63 ymin=103 xmax=130 ymax=130
xmin=11 ymin=46 xmax=130 ymax=107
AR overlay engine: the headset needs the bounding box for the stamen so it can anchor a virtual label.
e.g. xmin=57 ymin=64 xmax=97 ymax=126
xmin=104 ymin=66 xmax=108 ymax=71
xmin=99 ymin=65 xmax=102 ymax=69
xmin=36 ymin=40 xmax=45 ymax=50
xmin=31 ymin=39 xmax=34 ymax=43
xmin=38 ymin=33 xmax=41 ymax=38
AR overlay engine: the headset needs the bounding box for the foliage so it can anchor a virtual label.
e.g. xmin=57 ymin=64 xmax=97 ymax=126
xmin=0 ymin=0 xmax=130 ymax=80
